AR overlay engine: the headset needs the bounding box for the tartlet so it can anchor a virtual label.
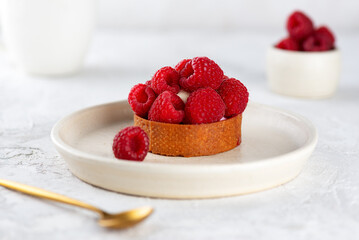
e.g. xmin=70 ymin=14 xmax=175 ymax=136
xmin=126 ymin=57 xmax=248 ymax=159
xmin=134 ymin=114 xmax=242 ymax=157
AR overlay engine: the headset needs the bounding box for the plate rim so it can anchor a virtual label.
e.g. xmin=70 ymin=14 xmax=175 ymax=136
xmin=51 ymin=101 xmax=318 ymax=171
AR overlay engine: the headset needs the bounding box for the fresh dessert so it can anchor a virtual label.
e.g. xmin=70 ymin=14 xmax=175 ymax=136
xmin=276 ymin=11 xmax=336 ymax=52
xmin=116 ymin=57 xmax=249 ymax=159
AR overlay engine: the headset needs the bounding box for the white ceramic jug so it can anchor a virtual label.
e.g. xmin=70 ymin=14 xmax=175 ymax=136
xmin=0 ymin=0 xmax=97 ymax=75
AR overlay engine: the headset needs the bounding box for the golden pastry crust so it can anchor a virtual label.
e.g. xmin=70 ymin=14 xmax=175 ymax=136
xmin=134 ymin=114 xmax=242 ymax=157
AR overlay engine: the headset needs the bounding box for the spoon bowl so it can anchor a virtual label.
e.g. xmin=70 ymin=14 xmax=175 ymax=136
xmin=99 ymin=206 xmax=153 ymax=229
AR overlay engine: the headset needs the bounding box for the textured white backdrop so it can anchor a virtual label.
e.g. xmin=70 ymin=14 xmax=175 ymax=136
xmin=98 ymin=0 xmax=359 ymax=31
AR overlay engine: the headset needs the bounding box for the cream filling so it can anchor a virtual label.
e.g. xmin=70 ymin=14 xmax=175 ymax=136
xmin=177 ymin=90 xmax=190 ymax=104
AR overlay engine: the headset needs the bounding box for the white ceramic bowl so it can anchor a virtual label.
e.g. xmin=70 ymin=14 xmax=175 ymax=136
xmin=266 ymin=46 xmax=341 ymax=99
xmin=0 ymin=0 xmax=97 ymax=75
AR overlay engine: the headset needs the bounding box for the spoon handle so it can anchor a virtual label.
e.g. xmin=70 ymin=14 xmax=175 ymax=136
xmin=0 ymin=179 xmax=104 ymax=215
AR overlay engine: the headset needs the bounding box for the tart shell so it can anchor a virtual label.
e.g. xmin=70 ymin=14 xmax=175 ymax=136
xmin=134 ymin=114 xmax=242 ymax=157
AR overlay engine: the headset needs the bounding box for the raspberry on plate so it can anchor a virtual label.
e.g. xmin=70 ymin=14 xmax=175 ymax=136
xmin=112 ymin=126 xmax=149 ymax=161
xmin=151 ymin=66 xmax=180 ymax=95
xmin=185 ymin=87 xmax=225 ymax=124
xmin=128 ymin=83 xmax=157 ymax=118
xmin=287 ymin=11 xmax=314 ymax=41
xmin=275 ymin=37 xmax=300 ymax=51
xmin=148 ymin=91 xmax=185 ymax=124
xmin=217 ymin=78 xmax=249 ymax=118
xmin=176 ymin=57 xmax=224 ymax=92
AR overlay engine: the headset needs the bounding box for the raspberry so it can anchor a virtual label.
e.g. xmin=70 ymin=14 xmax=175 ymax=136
xmin=175 ymin=59 xmax=192 ymax=74
xmin=128 ymin=84 xmax=156 ymax=118
xmin=217 ymin=78 xmax=249 ymax=118
xmin=176 ymin=57 xmax=224 ymax=92
xmin=315 ymin=26 xmax=335 ymax=48
xmin=302 ymin=34 xmax=332 ymax=51
xmin=112 ymin=126 xmax=149 ymax=161
xmin=145 ymin=80 xmax=152 ymax=86
xmin=287 ymin=11 xmax=314 ymax=41
xmin=151 ymin=66 xmax=180 ymax=95
xmin=275 ymin=37 xmax=300 ymax=51
xmin=185 ymin=88 xmax=225 ymax=124
xmin=148 ymin=91 xmax=185 ymax=124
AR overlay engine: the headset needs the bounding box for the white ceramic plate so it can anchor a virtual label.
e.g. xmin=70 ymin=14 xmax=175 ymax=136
xmin=51 ymin=101 xmax=318 ymax=199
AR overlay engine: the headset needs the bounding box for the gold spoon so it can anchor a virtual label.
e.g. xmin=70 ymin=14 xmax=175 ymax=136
xmin=0 ymin=179 xmax=153 ymax=229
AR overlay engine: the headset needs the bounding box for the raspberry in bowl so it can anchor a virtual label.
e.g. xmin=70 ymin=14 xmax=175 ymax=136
xmin=267 ymin=11 xmax=341 ymax=99
xmin=127 ymin=57 xmax=249 ymax=157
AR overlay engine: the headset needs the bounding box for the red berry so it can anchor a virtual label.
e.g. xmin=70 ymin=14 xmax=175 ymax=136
xmin=287 ymin=11 xmax=314 ymax=41
xmin=148 ymin=91 xmax=185 ymax=124
xmin=145 ymin=80 xmax=152 ymax=86
xmin=315 ymin=26 xmax=335 ymax=48
xmin=175 ymin=59 xmax=192 ymax=74
xmin=302 ymin=34 xmax=332 ymax=52
xmin=276 ymin=37 xmax=300 ymax=51
xmin=112 ymin=126 xmax=149 ymax=161
xmin=217 ymin=78 xmax=249 ymax=118
xmin=128 ymin=84 xmax=156 ymax=118
xmin=185 ymin=88 xmax=225 ymax=124
xmin=177 ymin=57 xmax=224 ymax=92
xmin=151 ymin=66 xmax=180 ymax=95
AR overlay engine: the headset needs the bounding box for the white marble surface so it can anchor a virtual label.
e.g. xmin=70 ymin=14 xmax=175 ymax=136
xmin=0 ymin=30 xmax=359 ymax=239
